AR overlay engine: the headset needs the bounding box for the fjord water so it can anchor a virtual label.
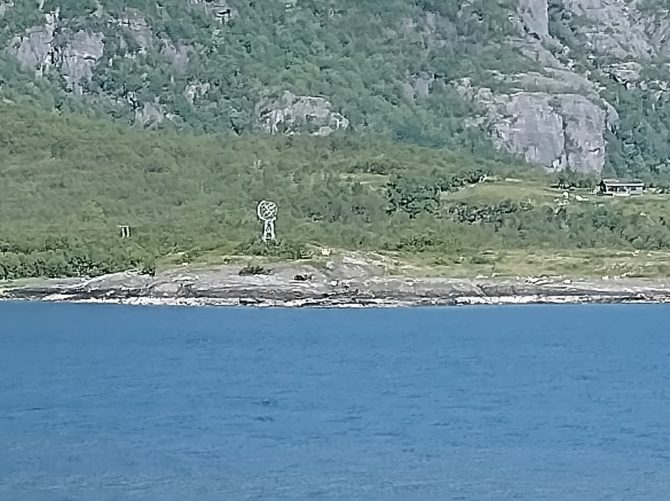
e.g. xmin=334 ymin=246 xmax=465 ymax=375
xmin=1 ymin=303 xmax=670 ymax=500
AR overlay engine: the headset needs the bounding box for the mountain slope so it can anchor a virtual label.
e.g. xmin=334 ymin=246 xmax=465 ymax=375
xmin=2 ymin=0 xmax=670 ymax=179
xmin=4 ymin=102 xmax=670 ymax=280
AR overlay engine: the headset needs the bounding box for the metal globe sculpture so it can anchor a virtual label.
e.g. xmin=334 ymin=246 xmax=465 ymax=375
xmin=257 ymin=200 xmax=278 ymax=242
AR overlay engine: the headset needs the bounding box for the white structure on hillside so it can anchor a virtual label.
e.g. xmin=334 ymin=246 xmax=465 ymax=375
xmin=257 ymin=200 xmax=277 ymax=242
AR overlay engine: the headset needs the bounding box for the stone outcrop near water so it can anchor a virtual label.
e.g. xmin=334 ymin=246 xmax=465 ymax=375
xmin=4 ymin=255 xmax=670 ymax=308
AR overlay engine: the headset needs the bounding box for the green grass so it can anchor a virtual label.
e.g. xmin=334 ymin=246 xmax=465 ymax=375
xmin=443 ymin=180 xmax=560 ymax=204
xmin=446 ymin=179 xmax=670 ymax=214
xmin=393 ymin=249 xmax=670 ymax=279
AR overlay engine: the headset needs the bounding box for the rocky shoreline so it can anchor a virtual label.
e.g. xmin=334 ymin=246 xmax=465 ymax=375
xmin=2 ymin=255 xmax=670 ymax=308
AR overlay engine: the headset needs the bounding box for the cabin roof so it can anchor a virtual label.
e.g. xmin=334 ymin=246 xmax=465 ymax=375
xmin=601 ymin=178 xmax=645 ymax=187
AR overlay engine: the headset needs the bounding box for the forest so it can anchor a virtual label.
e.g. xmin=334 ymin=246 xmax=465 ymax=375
xmin=2 ymin=102 xmax=670 ymax=280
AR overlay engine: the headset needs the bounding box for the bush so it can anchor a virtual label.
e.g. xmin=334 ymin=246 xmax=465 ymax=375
xmin=238 ymin=264 xmax=272 ymax=276
xmin=235 ymin=239 xmax=313 ymax=260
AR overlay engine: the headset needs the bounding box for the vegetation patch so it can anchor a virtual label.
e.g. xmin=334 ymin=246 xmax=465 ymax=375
xmin=238 ymin=264 xmax=272 ymax=276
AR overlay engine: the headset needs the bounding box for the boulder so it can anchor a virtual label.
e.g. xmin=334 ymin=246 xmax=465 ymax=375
xmin=254 ymin=91 xmax=349 ymax=136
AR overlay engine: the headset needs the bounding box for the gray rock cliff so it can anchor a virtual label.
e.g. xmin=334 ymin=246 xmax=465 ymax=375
xmin=7 ymin=10 xmax=104 ymax=92
xmin=457 ymin=78 xmax=607 ymax=173
xmin=7 ymin=10 xmax=58 ymax=76
xmin=442 ymin=0 xmax=670 ymax=172
xmin=518 ymin=0 xmax=549 ymax=38
xmin=492 ymin=93 xmax=606 ymax=173
xmin=58 ymin=31 xmax=105 ymax=93
xmin=117 ymin=9 xmax=153 ymax=52
xmin=254 ymin=91 xmax=350 ymax=136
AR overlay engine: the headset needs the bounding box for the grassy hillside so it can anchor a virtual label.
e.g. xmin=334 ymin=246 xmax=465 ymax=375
xmin=3 ymin=103 xmax=670 ymax=280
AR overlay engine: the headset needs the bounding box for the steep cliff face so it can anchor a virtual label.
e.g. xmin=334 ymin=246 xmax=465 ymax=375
xmin=445 ymin=0 xmax=670 ymax=174
xmin=472 ymin=88 xmax=608 ymax=174
xmin=1 ymin=0 xmax=669 ymax=176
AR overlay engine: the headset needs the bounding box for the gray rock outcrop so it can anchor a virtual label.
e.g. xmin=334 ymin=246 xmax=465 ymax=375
xmin=117 ymin=9 xmax=153 ymax=52
xmin=134 ymin=102 xmax=165 ymax=127
xmin=255 ymin=91 xmax=350 ymax=136
xmin=7 ymin=10 xmax=104 ymax=91
xmin=425 ymin=0 xmax=670 ymax=173
xmin=0 ymin=1 xmax=13 ymax=17
xmin=7 ymin=10 xmax=58 ymax=76
xmin=8 ymin=27 xmax=54 ymax=75
xmin=189 ymin=0 xmax=237 ymax=22
xmin=560 ymin=0 xmax=654 ymax=59
xmin=160 ymin=41 xmax=190 ymax=72
xmin=492 ymin=93 xmax=605 ymax=173
xmin=402 ymin=72 xmax=435 ymax=101
xmin=6 ymin=260 xmax=670 ymax=308
xmin=544 ymin=0 xmax=670 ymax=62
xmin=517 ymin=0 xmax=549 ymax=38
xmin=457 ymin=78 xmax=607 ymax=172
xmin=606 ymin=62 xmax=643 ymax=86
xmin=59 ymin=31 xmax=105 ymax=93
xmin=183 ymin=81 xmax=210 ymax=104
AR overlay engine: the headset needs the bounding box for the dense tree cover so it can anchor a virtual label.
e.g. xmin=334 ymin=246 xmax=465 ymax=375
xmin=0 ymin=0 xmax=530 ymax=156
xmin=2 ymin=103 xmax=670 ymax=279
xmin=601 ymin=81 xmax=670 ymax=181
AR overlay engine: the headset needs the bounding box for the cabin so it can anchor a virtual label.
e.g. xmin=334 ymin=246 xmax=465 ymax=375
xmin=599 ymin=179 xmax=645 ymax=196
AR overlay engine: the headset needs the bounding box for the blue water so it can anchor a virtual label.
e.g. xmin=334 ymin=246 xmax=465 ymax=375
xmin=1 ymin=303 xmax=670 ymax=500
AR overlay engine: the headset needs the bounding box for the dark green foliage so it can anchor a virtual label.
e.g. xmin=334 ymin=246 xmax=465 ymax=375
xmin=447 ymin=199 xmax=534 ymax=227
xmin=600 ymin=83 xmax=670 ymax=181
xmin=387 ymin=174 xmax=440 ymax=217
xmin=0 ymin=236 xmax=155 ymax=280
xmin=554 ymin=169 xmax=599 ymax=190
xmin=238 ymin=264 xmax=272 ymax=276
xmin=436 ymin=169 xmax=490 ymax=192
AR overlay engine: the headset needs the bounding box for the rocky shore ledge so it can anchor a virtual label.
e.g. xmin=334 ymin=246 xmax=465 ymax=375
xmin=2 ymin=255 xmax=670 ymax=308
